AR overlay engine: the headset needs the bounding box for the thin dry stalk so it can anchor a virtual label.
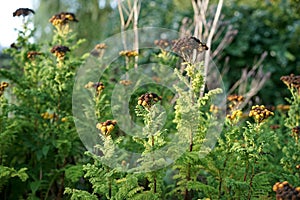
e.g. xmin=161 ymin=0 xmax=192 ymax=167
xmin=117 ymin=0 xmax=140 ymax=68
xmin=227 ymin=52 xmax=270 ymax=108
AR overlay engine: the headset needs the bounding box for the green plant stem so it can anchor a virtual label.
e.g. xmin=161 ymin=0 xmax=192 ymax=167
xmin=218 ymin=156 xmax=228 ymax=198
xmin=106 ymin=167 xmax=112 ymax=198
xmin=243 ymin=156 xmax=249 ymax=182
xmin=247 ymin=163 xmax=255 ymax=200
xmin=151 ymin=135 xmax=157 ymax=194
xmin=185 ymin=129 xmax=193 ymax=200
xmin=57 ymin=172 xmax=65 ymax=200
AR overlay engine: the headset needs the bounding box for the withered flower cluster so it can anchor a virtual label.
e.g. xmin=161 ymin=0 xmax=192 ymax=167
xmin=273 ymin=181 xmax=300 ymax=200
xmin=0 ymin=82 xmax=9 ymax=97
xmin=50 ymin=45 xmax=70 ymax=59
xmin=96 ymin=120 xmax=117 ymax=136
xmin=292 ymin=126 xmax=300 ymax=142
xmin=280 ymin=74 xmax=300 ymax=93
xmin=85 ymin=81 xmax=105 ymax=95
xmin=119 ymin=80 xmax=132 ymax=86
xmin=49 ymin=12 xmax=78 ymax=26
xmin=172 ymin=36 xmax=208 ymax=60
xmin=10 ymin=43 xmax=20 ymax=50
xmin=13 ymin=8 xmax=35 ymax=17
xmin=138 ymin=92 xmax=162 ymax=109
xmin=119 ymin=50 xmax=139 ymax=57
xmin=27 ymin=51 xmax=42 ymax=60
xmin=90 ymin=43 xmax=107 ymax=57
xmin=227 ymin=94 xmax=244 ymax=111
xmin=154 ymin=39 xmax=174 ymax=50
xmin=249 ymin=105 xmax=274 ymax=123
xmin=276 ymin=104 xmax=290 ymax=112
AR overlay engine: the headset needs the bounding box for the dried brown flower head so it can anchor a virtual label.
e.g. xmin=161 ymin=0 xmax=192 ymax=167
xmin=292 ymin=126 xmax=300 ymax=142
xmin=96 ymin=120 xmax=117 ymax=136
xmin=85 ymin=81 xmax=105 ymax=95
xmin=172 ymin=36 xmax=208 ymax=60
xmin=27 ymin=51 xmax=42 ymax=60
xmin=95 ymin=43 xmax=107 ymax=50
xmin=119 ymin=80 xmax=132 ymax=86
xmin=280 ymin=74 xmax=300 ymax=93
xmin=276 ymin=104 xmax=290 ymax=112
xmin=154 ymin=39 xmax=173 ymax=49
xmin=50 ymin=45 xmax=70 ymax=59
xmin=270 ymin=124 xmax=280 ymax=130
xmin=0 ymin=82 xmax=9 ymax=97
xmin=138 ymin=92 xmax=162 ymax=109
xmin=273 ymin=181 xmax=300 ymax=200
xmin=13 ymin=8 xmax=35 ymax=17
xmin=90 ymin=43 xmax=107 ymax=57
xmin=49 ymin=12 xmax=78 ymax=26
xmin=249 ymin=105 xmax=274 ymax=123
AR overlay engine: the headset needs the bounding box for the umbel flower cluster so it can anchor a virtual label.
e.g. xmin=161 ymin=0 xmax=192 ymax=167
xmin=0 ymin=82 xmax=9 ymax=97
xmin=249 ymin=105 xmax=274 ymax=123
xmin=138 ymin=92 xmax=162 ymax=109
xmin=96 ymin=120 xmax=117 ymax=137
xmin=273 ymin=181 xmax=300 ymax=200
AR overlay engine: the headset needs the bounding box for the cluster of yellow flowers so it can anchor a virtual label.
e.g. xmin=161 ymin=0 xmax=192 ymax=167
xmin=119 ymin=50 xmax=139 ymax=57
xmin=226 ymin=110 xmax=243 ymax=124
xmin=138 ymin=92 xmax=162 ymax=109
xmin=0 ymin=82 xmax=9 ymax=97
xmin=249 ymin=105 xmax=274 ymax=123
xmin=96 ymin=120 xmax=117 ymax=136
xmin=40 ymin=112 xmax=67 ymax=122
xmin=273 ymin=181 xmax=300 ymax=200
xmin=41 ymin=112 xmax=57 ymax=120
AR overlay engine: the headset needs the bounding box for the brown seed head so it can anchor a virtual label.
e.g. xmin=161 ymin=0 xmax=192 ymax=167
xmin=49 ymin=12 xmax=78 ymax=26
xmin=13 ymin=8 xmax=35 ymax=17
